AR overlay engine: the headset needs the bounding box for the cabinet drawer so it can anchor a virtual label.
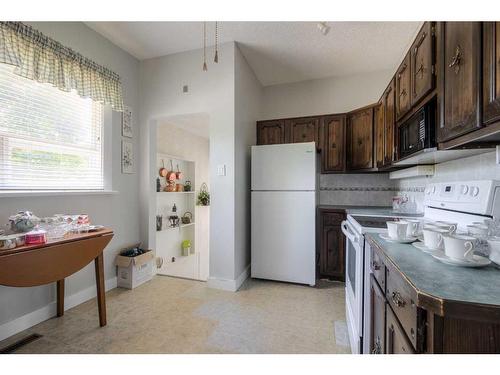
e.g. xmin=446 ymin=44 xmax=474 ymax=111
xmin=386 ymin=306 xmax=415 ymax=354
xmin=386 ymin=264 xmax=418 ymax=350
xmin=322 ymin=212 xmax=344 ymax=226
xmin=371 ymin=246 xmax=386 ymax=292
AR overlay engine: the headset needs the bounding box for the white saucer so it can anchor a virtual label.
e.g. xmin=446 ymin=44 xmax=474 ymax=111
xmin=431 ymin=252 xmax=491 ymax=268
xmin=412 ymin=241 xmax=442 ymax=255
xmin=380 ymin=234 xmax=417 ymax=244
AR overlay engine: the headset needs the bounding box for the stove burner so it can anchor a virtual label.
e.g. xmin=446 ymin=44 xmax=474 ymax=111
xmin=350 ymin=216 xmax=399 ymax=229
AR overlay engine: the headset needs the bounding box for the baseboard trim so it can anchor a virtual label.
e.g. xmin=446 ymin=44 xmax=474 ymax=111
xmin=207 ymin=265 xmax=250 ymax=292
xmin=0 ymin=277 xmax=117 ymax=342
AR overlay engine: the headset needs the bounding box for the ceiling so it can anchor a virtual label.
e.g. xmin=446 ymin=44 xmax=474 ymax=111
xmin=86 ymin=21 xmax=422 ymax=86
xmin=160 ymin=112 xmax=210 ymax=139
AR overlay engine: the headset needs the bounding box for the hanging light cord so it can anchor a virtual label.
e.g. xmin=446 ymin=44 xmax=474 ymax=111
xmin=214 ymin=21 xmax=219 ymax=63
xmin=203 ymin=22 xmax=207 ymax=71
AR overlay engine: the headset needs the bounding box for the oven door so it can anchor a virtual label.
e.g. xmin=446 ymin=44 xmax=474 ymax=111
xmin=341 ymin=220 xmax=364 ymax=354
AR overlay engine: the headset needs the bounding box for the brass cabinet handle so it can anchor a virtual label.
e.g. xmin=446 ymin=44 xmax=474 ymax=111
xmin=449 ymin=45 xmax=462 ymax=74
xmin=391 ymin=291 xmax=406 ymax=308
xmin=399 ymin=88 xmax=407 ymax=97
xmin=415 ymin=62 xmax=425 ymax=78
xmin=372 ymin=260 xmax=380 ymax=271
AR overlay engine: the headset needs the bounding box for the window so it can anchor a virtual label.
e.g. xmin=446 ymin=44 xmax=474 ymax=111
xmin=0 ymin=64 xmax=104 ymax=191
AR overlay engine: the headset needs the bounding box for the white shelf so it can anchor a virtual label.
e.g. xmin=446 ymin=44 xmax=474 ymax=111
xmin=157 ymin=222 xmax=195 ymax=231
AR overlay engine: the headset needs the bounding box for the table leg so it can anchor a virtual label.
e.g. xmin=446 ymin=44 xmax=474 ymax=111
xmin=56 ymin=279 xmax=65 ymax=317
xmin=94 ymin=253 xmax=107 ymax=327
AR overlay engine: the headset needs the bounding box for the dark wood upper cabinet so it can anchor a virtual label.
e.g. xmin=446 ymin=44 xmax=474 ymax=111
xmin=396 ymin=52 xmax=412 ymax=120
xmin=483 ymin=22 xmax=500 ymax=126
xmin=318 ymin=209 xmax=345 ymax=281
xmin=286 ymin=117 xmax=320 ymax=146
xmin=411 ymin=22 xmax=436 ymax=106
xmin=321 ymin=115 xmax=346 ymax=173
xmin=383 ymin=79 xmax=396 ymax=165
xmin=437 ymin=22 xmax=482 ymax=143
xmin=256 ymin=120 xmax=287 ymax=145
xmin=374 ymin=102 xmax=385 ymax=168
xmin=347 ymin=106 xmax=374 ymax=170
xmin=370 ymin=276 xmax=386 ymax=354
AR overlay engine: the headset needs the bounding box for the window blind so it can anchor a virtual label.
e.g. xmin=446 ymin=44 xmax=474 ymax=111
xmin=0 ymin=64 xmax=104 ymax=190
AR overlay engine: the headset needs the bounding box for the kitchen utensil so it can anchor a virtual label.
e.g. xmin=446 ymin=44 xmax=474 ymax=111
xmin=412 ymin=241 xmax=442 ymax=255
xmin=443 ymin=234 xmax=476 ymax=261
xmin=166 ymin=160 xmax=176 ymax=181
xmin=175 ymin=183 xmax=184 ymax=192
xmin=431 ymin=252 xmax=490 ymax=268
xmin=25 ymin=230 xmax=47 ymax=245
xmin=181 ymin=212 xmax=192 ymax=224
xmin=422 ymin=227 xmax=448 ymax=250
xmin=467 ymin=224 xmax=489 ymax=239
xmin=434 ymin=221 xmax=458 ymax=234
xmin=156 ymin=177 xmax=161 ymax=192
xmin=159 ymin=159 xmax=168 ymax=177
xmin=156 ymin=215 xmax=163 ymax=231
xmin=0 ymin=236 xmax=17 ymax=250
xmin=164 ymin=180 xmax=176 ymax=192
xmin=386 ymin=221 xmax=408 ymax=240
xmin=176 ymin=164 xmax=183 ymax=180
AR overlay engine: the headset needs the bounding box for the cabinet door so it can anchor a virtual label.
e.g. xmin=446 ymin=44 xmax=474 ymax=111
xmin=411 ymin=22 xmax=436 ymax=106
xmin=383 ymin=79 xmax=396 ymax=165
xmin=483 ymin=22 xmax=500 ymax=126
xmin=321 ymin=115 xmax=346 ymax=173
xmin=370 ymin=276 xmax=386 ymax=354
xmin=287 ymin=117 xmax=320 ymax=145
xmin=437 ymin=22 xmax=482 ymax=143
xmin=396 ymin=52 xmax=412 ymax=120
xmin=386 ymin=307 xmax=415 ymax=354
xmin=374 ymin=102 xmax=385 ymax=168
xmin=319 ymin=212 xmax=345 ymax=281
xmin=347 ymin=107 xmax=374 ymax=170
xmin=256 ymin=120 xmax=287 ymax=145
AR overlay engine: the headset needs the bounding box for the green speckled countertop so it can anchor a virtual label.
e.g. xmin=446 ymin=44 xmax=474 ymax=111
xmin=366 ymin=233 xmax=500 ymax=308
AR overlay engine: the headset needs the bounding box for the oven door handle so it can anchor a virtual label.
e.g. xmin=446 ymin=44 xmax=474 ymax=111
xmin=341 ymin=220 xmax=359 ymax=244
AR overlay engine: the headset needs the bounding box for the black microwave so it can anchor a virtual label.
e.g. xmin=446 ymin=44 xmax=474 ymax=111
xmin=398 ymin=100 xmax=436 ymax=160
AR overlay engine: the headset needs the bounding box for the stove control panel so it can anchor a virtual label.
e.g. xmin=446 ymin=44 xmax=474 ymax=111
xmin=424 ymin=180 xmax=500 ymax=216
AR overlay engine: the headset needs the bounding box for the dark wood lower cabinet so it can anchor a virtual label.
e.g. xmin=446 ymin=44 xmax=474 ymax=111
xmin=317 ymin=209 xmax=345 ymax=281
xmin=370 ymin=275 xmax=386 ymax=354
xmin=368 ymin=238 xmax=500 ymax=354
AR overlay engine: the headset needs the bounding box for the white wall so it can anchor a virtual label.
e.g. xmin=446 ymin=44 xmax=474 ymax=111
xmin=0 ymin=23 xmax=140 ymax=333
xmin=234 ymin=45 xmax=263 ymax=280
xmin=139 ymin=43 xmax=239 ymax=287
xmin=396 ymin=152 xmax=500 ymax=213
xmin=261 ymin=70 xmax=393 ymax=119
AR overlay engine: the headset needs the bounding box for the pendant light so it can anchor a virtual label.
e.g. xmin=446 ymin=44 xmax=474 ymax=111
xmin=214 ymin=21 xmax=219 ymax=63
xmin=202 ymin=22 xmax=208 ymax=71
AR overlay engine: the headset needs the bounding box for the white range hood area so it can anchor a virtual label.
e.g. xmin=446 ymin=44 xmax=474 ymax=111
xmin=393 ymin=147 xmax=495 ymax=166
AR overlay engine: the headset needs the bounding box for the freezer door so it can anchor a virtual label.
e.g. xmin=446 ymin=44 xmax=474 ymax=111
xmin=251 ymin=191 xmax=316 ymax=286
xmin=251 ymin=142 xmax=316 ymax=191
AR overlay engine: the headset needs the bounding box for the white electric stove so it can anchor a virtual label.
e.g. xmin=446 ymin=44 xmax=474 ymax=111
xmin=341 ymin=180 xmax=500 ymax=354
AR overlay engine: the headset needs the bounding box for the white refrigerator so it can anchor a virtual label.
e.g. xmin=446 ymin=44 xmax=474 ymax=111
xmin=251 ymin=142 xmax=317 ymax=286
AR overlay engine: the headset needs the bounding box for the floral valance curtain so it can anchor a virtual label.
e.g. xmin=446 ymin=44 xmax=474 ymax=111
xmin=0 ymin=22 xmax=124 ymax=111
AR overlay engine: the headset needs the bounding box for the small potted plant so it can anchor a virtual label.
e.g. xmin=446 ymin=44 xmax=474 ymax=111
xmin=197 ymin=183 xmax=210 ymax=206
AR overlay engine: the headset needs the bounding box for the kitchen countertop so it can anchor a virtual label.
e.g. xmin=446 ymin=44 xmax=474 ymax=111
xmin=317 ymin=205 xmax=424 ymax=217
xmin=366 ymin=232 xmax=500 ymax=312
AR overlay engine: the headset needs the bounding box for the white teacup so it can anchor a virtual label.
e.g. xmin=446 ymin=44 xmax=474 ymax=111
xmin=443 ymin=234 xmax=476 ymax=261
xmin=467 ymin=224 xmax=488 ymax=239
xmin=387 ymin=221 xmax=408 ymax=240
xmin=487 ymin=237 xmax=500 ymax=265
xmin=400 ymin=219 xmax=420 ymax=237
xmin=422 ymin=227 xmax=448 ymax=250
xmin=434 ymin=221 xmax=458 ymax=234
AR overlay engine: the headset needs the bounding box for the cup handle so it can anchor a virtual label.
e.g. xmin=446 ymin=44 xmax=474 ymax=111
xmin=437 ymin=234 xmax=444 ymax=249
xmin=450 ymin=224 xmax=457 ymax=233
xmin=464 ymin=241 xmax=474 ymax=260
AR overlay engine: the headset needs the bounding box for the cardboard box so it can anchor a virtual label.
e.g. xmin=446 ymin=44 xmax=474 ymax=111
xmin=115 ymin=249 xmax=154 ymax=289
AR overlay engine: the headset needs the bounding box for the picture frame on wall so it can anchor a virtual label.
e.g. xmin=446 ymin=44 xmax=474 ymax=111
xmin=121 ymin=140 xmax=134 ymax=174
xmin=122 ymin=106 xmax=133 ymax=138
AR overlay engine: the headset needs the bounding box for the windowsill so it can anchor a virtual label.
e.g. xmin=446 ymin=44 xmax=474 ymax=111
xmin=0 ymin=190 xmax=119 ymax=198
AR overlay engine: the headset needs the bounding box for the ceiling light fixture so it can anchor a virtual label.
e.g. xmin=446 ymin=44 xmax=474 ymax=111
xmin=317 ymin=22 xmax=331 ymax=36
xmin=214 ymin=21 xmax=219 ymax=63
